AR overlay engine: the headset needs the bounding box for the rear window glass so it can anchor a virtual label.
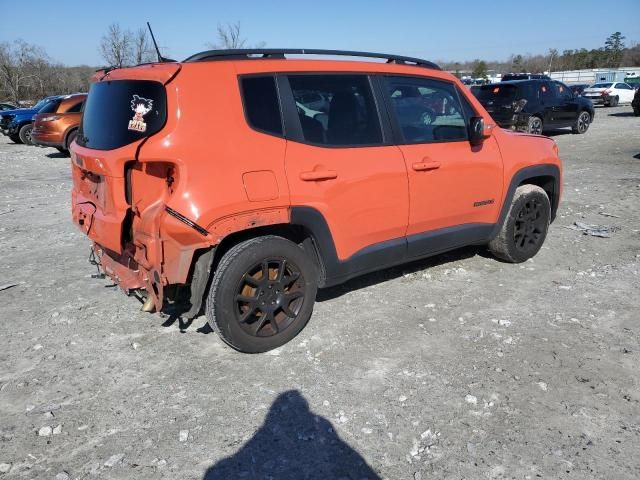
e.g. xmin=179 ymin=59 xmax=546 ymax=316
xmin=38 ymin=99 xmax=62 ymax=114
xmin=591 ymin=83 xmax=613 ymax=88
xmin=77 ymin=80 xmax=166 ymax=150
xmin=288 ymin=74 xmax=382 ymax=146
xmin=473 ymin=84 xmax=523 ymax=104
xmin=66 ymin=101 xmax=84 ymax=113
xmin=240 ymin=76 xmax=283 ymax=136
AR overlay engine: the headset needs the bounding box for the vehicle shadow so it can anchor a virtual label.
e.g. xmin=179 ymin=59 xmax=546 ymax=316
xmin=633 ymin=153 xmax=640 ymax=160
xmin=45 ymin=151 xmax=68 ymax=159
xmin=317 ymin=245 xmax=480 ymax=302
xmin=202 ymin=390 xmax=381 ymax=480
xmin=543 ymin=129 xmax=574 ymax=137
xmin=608 ymin=112 xmax=636 ymax=118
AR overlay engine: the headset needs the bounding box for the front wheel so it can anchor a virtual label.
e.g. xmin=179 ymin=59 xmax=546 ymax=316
xmin=526 ymin=116 xmax=543 ymax=135
xmin=9 ymin=134 xmax=22 ymax=144
xmin=65 ymin=129 xmax=77 ymax=151
xmin=572 ymin=111 xmax=591 ymax=134
xmin=205 ymin=236 xmax=318 ymax=353
xmin=18 ymin=124 xmax=33 ymax=145
xmin=488 ymin=185 xmax=551 ymax=263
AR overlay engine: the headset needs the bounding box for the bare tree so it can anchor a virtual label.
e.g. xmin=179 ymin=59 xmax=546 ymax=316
xmin=0 ymin=40 xmax=50 ymax=103
xmin=133 ymin=28 xmax=155 ymax=64
xmin=207 ymin=22 xmax=265 ymax=50
xmin=99 ymin=23 xmax=133 ymax=68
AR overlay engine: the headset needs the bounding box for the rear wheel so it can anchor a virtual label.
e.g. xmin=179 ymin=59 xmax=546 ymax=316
xmin=607 ymin=96 xmax=619 ymax=107
xmin=572 ymin=111 xmax=591 ymax=134
xmin=18 ymin=124 xmax=33 ymax=145
xmin=526 ymin=116 xmax=543 ymax=135
xmin=488 ymin=185 xmax=551 ymax=263
xmin=206 ymin=236 xmax=318 ymax=353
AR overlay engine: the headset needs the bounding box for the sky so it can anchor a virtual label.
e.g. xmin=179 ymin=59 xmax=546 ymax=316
xmin=2 ymin=0 xmax=639 ymax=66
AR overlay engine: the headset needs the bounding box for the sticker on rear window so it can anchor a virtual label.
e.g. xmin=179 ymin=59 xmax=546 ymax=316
xmin=128 ymin=95 xmax=153 ymax=132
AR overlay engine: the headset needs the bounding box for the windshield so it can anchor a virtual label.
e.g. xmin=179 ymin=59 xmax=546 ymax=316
xmin=590 ymin=83 xmax=613 ymax=89
xmin=473 ymin=84 xmax=523 ymax=105
xmin=77 ymin=80 xmax=166 ymax=150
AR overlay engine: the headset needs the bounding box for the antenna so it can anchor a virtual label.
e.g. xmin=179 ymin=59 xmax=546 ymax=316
xmin=146 ymin=22 xmax=175 ymax=63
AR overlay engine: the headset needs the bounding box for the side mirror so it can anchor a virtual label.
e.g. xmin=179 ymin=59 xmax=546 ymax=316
xmin=469 ymin=116 xmax=486 ymax=146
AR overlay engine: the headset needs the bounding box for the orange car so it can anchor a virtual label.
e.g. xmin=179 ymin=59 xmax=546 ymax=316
xmin=70 ymin=49 xmax=562 ymax=353
xmin=32 ymin=93 xmax=86 ymax=153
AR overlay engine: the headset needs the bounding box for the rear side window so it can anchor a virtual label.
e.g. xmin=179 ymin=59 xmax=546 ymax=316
xmin=66 ymin=101 xmax=84 ymax=113
xmin=78 ymin=80 xmax=166 ymax=150
xmin=288 ymin=74 xmax=382 ymax=146
xmin=38 ymin=99 xmax=61 ymax=114
xmin=385 ymin=76 xmax=468 ymax=143
xmin=240 ymin=76 xmax=283 ymax=136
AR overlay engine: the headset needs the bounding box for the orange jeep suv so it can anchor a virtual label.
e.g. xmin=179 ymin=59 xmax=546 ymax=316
xmin=70 ymin=49 xmax=562 ymax=353
xmin=32 ymin=93 xmax=86 ymax=153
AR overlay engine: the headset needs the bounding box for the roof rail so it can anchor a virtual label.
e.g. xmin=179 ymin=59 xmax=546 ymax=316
xmin=183 ymin=49 xmax=441 ymax=70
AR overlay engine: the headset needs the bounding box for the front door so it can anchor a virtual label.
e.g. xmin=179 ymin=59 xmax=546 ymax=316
xmin=283 ymin=73 xmax=409 ymax=262
xmin=551 ymin=81 xmax=579 ymax=126
xmin=381 ymin=75 xmax=503 ymax=258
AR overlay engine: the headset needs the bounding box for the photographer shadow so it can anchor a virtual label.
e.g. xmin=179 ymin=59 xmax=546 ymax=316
xmin=203 ymin=390 xmax=381 ymax=480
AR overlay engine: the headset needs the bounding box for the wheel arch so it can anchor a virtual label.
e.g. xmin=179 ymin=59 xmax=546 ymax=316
xmin=64 ymin=126 xmax=78 ymax=149
xmin=493 ymin=164 xmax=561 ymax=239
xmin=181 ymin=221 xmax=325 ymax=319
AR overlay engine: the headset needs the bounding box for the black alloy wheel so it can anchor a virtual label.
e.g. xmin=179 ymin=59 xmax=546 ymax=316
xmin=527 ymin=116 xmax=543 ymax=135
xmin=573 ymin=111 xmax=591 ymax=134
xmin=206 ymin=235 xmax=318 ymax=353
xmin=513 ymin=197 xmax=547 ymax=254
xmin=234 ymin=258 xmax=305 ymax=337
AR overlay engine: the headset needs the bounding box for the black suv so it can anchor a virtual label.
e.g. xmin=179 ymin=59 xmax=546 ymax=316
xmin=471 ymin=79 xmax=595 ymax=135
xmin=633 ymin=88 xmax=640 ymax=116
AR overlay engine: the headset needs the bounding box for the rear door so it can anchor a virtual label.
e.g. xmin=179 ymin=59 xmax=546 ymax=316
xmin=381 ymin=75 xmax=503 ymax=257
xmin=281 ymin=73 xmax=409 ymax=262
xmin=539 ymin=81 xmax=559 ymax=126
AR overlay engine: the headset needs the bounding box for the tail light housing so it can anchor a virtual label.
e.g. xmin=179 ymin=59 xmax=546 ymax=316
xmin=40 ymin=115 xmax=60 ymax=122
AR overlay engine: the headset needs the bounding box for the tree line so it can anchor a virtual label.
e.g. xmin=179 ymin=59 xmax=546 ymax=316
xmin=1 ymin=27 xmax=638 ymax=104
xmin=448 ymin=32 xmax=639 ymax=79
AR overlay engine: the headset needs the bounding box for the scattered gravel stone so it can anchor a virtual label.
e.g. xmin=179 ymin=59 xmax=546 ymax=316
xmin=104 ymin=453 xmax=124 ymax=468
xmin=399 ymin=395 xmax=408 ymax=402
xmin=55 ymin=472 xmax=70 ymax=480
xmin=33 ymin=344 xmax=43 ymax=351
xmin=179 ymin=429 xmax=189 ymax=442
xmin=537 ymin=382 xmax=548 ymax=391
xmin=38 ymin=426 xmax=52 ymax=437
xmin=53 ymin=424 xmax=62 ymax=435
xmin=0 ymin=463 xmax=11 ymax=474
xmin=465 ymin=395 xmax=478 ymax=405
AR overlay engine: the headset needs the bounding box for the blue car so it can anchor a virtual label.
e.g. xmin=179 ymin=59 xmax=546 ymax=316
xmin=0 ymin=96 xmax=61 ymax=144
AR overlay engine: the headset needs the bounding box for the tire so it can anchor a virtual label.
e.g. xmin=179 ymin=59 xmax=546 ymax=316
xmin=18 ymin=124 xmax=33 ymax=145
xmin=607 ymin=96 xmax=618 ymax=107
xmin=56 ymin=147 xmax=67 ymax=154
xmin=9 ymin=134 xmax=22 ymax=144
xmin=526 ymin=116 xmax=543 ymax=135
xmin=488 ymin=185 xmax=551 ymax=263
xmin=572 ymin=111 xmax=591 ymax=134
xmin=205 ymin=235 xmax=318 ymax=353
xmin=633 ymin=107 xmax=640 ymax=117
xmin=65 ymin=129 xmax=78 ymax=151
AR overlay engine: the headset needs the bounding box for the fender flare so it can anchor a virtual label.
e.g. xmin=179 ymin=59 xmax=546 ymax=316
xmin=490 ymin=164 xmax=561 ymax=239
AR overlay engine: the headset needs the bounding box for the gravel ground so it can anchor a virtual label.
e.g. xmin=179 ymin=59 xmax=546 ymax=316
xmin=0 ymin=106 xmax=639 ymax=480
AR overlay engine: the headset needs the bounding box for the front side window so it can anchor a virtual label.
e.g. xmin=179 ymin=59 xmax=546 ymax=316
xmin=240 ymin=75 xmax=283 ymax=136
xmin=288 ymin=74 xmax=382 ymax=146
xmin=552 ymin=82 xmax=573 ymax=100
xmin=385 ymin=76 xmax=468 ymax=143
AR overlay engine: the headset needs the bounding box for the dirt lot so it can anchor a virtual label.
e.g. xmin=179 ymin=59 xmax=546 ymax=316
xmin=0 ymin=107 xmax=639 ymax=480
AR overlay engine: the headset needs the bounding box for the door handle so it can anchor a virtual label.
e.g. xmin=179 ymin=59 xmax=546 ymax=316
xmin=300 ymin=170 xmax=338 ymax=181
xmin=412 ymin=161 xmax=441 ymax=171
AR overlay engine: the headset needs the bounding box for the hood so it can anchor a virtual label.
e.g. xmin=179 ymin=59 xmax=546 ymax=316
xmin=0 ymin=107 xmax=38 ymax=116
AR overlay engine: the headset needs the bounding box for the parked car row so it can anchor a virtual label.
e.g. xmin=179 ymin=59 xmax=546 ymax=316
xmin=0 ymin=93 xmax=86 ymax=153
